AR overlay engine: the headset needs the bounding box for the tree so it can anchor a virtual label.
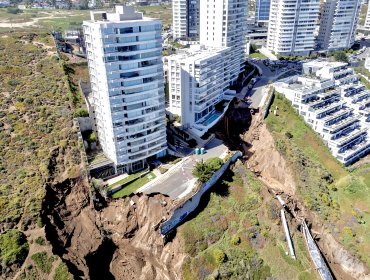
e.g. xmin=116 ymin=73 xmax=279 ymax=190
xmin=333 ymin=51 xmax=348 ymax=63
xmin=192 ymin=157 xmax=224 ymax=182
xmin=192 ymin=161 xmax=214 ymax=182
xmin=205 ymin=157 xmax=223 ymax=171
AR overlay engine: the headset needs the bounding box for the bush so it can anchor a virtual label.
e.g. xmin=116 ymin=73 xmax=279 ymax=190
xmin=54 ymin=262 xmax=73 ymax=280
xmin=205 ymin=157 xmax=223 ymax=171
xmin=31 ymin=252 xmax=54 ymax=274
xmin=192 ymin=157 xmax=224 ymax=182
xmin=332 ymin=51 xmax=348 ymax=63
xmin=87 ymin=131 xmax=97 ymax=143
xmin=35 ymin=236 xmax=46 ymax=246
xmin=0 ymin=229 xmax=29 ymax=267
xmin=230 ymin=235 xmax=241 ymax=245
xmin=212 ymin=249 xmax=226 ymax=265
xmin=7 ymin=7 xmax=22 ymax=14
xmin=74 ymin=108 xmax=89 ymax=117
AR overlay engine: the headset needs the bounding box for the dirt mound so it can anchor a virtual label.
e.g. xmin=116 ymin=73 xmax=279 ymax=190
xmin=43 ymin=178 xmax=185 ymax=280
xmin=242 ymin=117 xmax=296 ymax=196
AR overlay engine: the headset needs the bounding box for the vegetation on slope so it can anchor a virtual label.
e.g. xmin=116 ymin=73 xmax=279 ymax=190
xmin=265 ymin=93 xmax=370 ymax=267
xmin=180 ymin=162 xmax=319 ymax=280
xmin=0 ymin=229 xmax=29 ymax=269
xmin=0 ymin=32 xmax=85 ymax=278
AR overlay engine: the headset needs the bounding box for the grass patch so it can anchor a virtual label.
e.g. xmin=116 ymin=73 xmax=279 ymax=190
xmin=0 ymin=229 xmax=29 ymax=267
xmin=31 ymin=251 xmax=54 ymax=274
xmin=249 ymin=52 xmax=268 ymax=59
xmin=108 ymin=170 xmax=148 ymax=189
xmin=54 ymin=262 xmax=73 ymax=280
xmin=138 ymin=4 xmax=172 ymax=27
xmin=266 ymin=92 xmax=370 ymax=267
xmin=111 ymin=172 xmax=156 ymax=198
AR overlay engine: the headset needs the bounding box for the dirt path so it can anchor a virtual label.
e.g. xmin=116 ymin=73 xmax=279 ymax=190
xmin=0 ymin=13 xmax=86 ymax=28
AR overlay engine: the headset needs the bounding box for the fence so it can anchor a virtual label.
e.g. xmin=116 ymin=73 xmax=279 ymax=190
xmin=160 ymin=151 xmax=242 ymax=236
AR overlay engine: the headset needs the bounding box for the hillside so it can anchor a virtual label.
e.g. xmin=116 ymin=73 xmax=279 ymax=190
xmin=0 ymin=32 xmax=84 ymax=279
xmin=264 ymin=93 xmax=370 ymax=270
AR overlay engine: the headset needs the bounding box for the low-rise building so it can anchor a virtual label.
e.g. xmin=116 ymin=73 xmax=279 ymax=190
xmin=275 ymin=61 xmax=370 ymax=165
xmin=167 ymin=45 xmax=235 ymax=136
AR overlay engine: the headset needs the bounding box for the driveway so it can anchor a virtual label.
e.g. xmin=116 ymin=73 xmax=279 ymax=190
xmin=139 ymin=138 xmax=228 ymax=199
xmin=239 ymin=61 xmax=300 ymax=108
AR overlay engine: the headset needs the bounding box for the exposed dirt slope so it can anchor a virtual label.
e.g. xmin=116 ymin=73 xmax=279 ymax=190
xmin=242 ymin=112 xmax=369 ymax=280
xmin=242 ymin=114 xmax=296 ymax=196
xmin=43 ymin=178 xmax=185 ymax=280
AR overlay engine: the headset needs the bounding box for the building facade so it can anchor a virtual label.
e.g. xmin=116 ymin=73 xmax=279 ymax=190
xmin=83 ymin=6 xmax=167 ymax=173
xmin=267 ymin=0 xmax=320 ymax=56
xmin=317 ymin=0 xmax=361 ymax=51
xmin=275 ymin=61 xmax=370 ymax=165
xmin=167 ymin=45 xmax=233 ymax=134
xmin=255 ymin=0 xmax=271 ymax=22
xmin=172 ymin=0 xmax=200 ymax=40
xmin=199 ymin=0 xmax=248 ymax=84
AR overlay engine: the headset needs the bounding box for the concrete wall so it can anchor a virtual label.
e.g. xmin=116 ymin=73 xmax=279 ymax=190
xmin=160 ymin=151 xmax=242 ymax=235
xmin=77 ymin=117 xmax=93 ymax=132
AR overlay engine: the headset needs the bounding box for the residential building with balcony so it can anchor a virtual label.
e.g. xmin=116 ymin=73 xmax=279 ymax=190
xmin=83 ymin=6 xmax=167 ymax=174
xmin=167 ymin=45 xmax=235 ymax=136
xmin=172 ymin=0 xmax=200 ymax=40
xmin=256 ymin=0 xmax=271 ymax=23
xmin=317 ymin=0 xmax=361 ymax=51
xmin=274 ymin=61 xmax=370 ymax=165
xmin=267 ymin=0 xmax=320 ymax=56
xmin=199 ymin=0 xmax=248 ymax=84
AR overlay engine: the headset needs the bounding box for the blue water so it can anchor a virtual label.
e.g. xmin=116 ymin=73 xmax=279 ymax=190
xmin=201 ymin=112 xmax=222 ymax=126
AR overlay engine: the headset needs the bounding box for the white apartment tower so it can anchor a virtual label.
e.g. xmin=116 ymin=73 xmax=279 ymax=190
xmin=83 ymin=6 xmax=167 ymax=173
xmin=167 ymin=45 xmax=232 ymax=131
xmin=365 ymin=6 xmax=370 ymax=30
xmin=267 ymin=0 xmax=320 ymax=56
xmin=172 ymin=0 xmax=200 ymax=40
xmin=317 ymin=0 xmax=361 ymax=51
xmin=199 ymin=0 xmax=248 ymax=84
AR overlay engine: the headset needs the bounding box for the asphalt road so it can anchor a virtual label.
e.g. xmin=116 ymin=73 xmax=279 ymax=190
xmin=238 ymin=61 xmax=300 ymax=108
xmin=142 ymin=138 xmax=228 ymax=199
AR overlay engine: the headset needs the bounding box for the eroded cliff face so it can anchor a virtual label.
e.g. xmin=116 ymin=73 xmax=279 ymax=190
xmin=42 ymin=178 xmax=185 ymax=280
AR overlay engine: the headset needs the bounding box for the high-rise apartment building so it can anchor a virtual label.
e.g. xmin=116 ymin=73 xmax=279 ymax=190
xmin=199 ymin=0 xmax=248 ymax=84
xmin=167 ymin=45 xmax=232 ymax=133
xmin=317 ymin=0 xmax=361 ymax=51
xmin=83 ymin=6 xmax=167 ymax=174
xmin=365 ymin=6 xmax=370 ymax=30
xmin=267 ymin=0 xmax=320 ymax=56
xmin=255 ymin=0 xmax=271 ymax=22
xmin=172 ymin=0 xmax=200 ymax=40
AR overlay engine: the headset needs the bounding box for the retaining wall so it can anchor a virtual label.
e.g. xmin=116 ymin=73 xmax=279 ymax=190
xmin=160 ymin=151 xmax=242 ymax=235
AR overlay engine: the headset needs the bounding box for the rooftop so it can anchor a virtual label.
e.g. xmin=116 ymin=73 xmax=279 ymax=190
xmin=168 ymin=45 xmax=230 ymax=64
xmin=87 ymin=6 xmax=158 ymax=23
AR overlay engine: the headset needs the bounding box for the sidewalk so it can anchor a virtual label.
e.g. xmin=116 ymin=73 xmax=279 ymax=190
xmin=259 ymin=47 xmax=278 ymax=61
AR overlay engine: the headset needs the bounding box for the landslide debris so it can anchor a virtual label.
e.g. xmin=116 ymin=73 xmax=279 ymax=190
xmin=43 ymin=178 xmax=186 ymax=280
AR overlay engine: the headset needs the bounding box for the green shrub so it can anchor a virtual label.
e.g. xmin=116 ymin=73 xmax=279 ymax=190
xmin=31 ymin=252 xmax=54 ymax=274
xmin=54 ymin=262 xmax=73 ymax=280
xmin=74 ymin=108 xmax=89 ymax=117
xmin=192 ymin=157 xmax=224 ymax=182
xmin=205 ymin=157 xmax=223 ymax=171
xmin=0 ymin=229 xmax=29 ymax=267
xmin=87 ymin=131 xmax=97 ymax=143
xmin=230 ymin=235 xmax=241 ymax=245
xmin=212 ymin=249 xmax=226 ymax=266
xmin=7 ymin=7 xmax=22 ymax=14
xmin=35 ymin=236 xmax=46 ymax=246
